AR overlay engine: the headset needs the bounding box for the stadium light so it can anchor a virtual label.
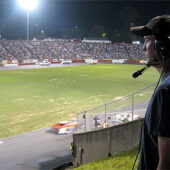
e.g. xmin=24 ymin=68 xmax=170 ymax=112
xmin=18 ymin=0 xmax=38 ymax=10
xmin=18 ymin=0 xmax=39 ymax=40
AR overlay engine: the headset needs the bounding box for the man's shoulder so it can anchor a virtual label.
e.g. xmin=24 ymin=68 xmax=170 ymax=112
xmin=162 ymin=72 xmax=170 ymax=83
xmin=158 ymin=73 xmax=170 ymax=91
xmin=153 ymin=80 xmax=170 ymax=99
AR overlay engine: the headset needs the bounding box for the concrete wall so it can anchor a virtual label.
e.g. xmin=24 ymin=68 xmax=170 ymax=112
xmin=72 ymin=118 xmax=144 ymax=166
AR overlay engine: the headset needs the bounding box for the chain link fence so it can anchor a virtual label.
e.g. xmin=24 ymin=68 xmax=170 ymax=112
xmin=76 ymin=82 xmax=157 ymax=133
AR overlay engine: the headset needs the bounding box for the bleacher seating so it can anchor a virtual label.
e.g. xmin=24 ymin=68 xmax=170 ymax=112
xmin=0 ymin=40 xmax=145 ymax=61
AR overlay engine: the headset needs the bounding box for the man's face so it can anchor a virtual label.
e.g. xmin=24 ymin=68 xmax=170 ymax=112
xmin=143 ymin=35 xmax=158 ymax=65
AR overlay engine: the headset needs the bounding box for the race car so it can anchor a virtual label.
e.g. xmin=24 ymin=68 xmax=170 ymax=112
xmin=52 ymin=120 xmax=77 ymax=134
xmin=61 ymin=60 xmax=72 ymax=64
xmin=39 ymin=60 xmax=51 ymax=66
xmin=88 ymin=61 xmax=97 ymax=64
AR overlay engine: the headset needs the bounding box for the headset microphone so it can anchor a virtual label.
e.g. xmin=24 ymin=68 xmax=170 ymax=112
xmin=132 ymin=64 xmax=150 ymax=78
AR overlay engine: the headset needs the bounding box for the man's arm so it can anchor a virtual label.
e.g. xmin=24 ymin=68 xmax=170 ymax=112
xmin=157 ymin=136 xmax=170 ymax=170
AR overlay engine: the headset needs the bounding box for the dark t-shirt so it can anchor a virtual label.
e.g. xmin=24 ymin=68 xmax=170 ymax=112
xmin=138 ymin=72 xmax=170 ymax=170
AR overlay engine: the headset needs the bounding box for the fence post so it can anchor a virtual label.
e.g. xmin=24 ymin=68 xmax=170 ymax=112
xmin=76 ymin=113 xmax=78 ymax=133
xmin=83 ymin=112 xmax=86 ymax=132
xmin=132 ymin=94 xmax=134 ymax=120
xmin=105 ymin=104 xmax=107 ymax=127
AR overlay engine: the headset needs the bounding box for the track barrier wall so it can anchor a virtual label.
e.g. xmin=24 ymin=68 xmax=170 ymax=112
xmin=72 ymin=118 xmax=144 ymax=166
xmin=51 ymin=61 xmax=62 ymax=64
xmin=72 ymin=59 xmax=85 ymax=63
xmin=124 ymin=60 xmax=140 ymax=64
xmin=18 ymin=63 xmax=36 ymax=66
xmin=0 ymin=59 xmax=149 ymax=67
xmin=98 ymin=59 xmax=112 ymax=64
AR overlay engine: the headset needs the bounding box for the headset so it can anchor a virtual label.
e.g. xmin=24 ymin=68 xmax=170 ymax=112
xmin=154 ymin=36 xmax=170 ymax=61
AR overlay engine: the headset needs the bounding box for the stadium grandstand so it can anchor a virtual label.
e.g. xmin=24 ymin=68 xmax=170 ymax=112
xmin=0 ymin=39 xmax=145 ymax=62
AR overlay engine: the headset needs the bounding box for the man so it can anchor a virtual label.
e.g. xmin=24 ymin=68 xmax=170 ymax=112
xmin=130 ymin=15 xmax=170 ymax=169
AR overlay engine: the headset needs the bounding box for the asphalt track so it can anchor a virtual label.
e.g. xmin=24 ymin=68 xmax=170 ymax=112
xmin=0 ymin=63 xmax=87 ymax=70
xmin=0 ymin=128 xmax=72 ymax=170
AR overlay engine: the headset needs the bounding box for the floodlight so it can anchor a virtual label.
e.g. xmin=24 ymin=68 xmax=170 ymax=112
xmin=18 ymin=0 xmax=38 ymax=10
xmin=18 ymin=0 xmax=39 ymax=40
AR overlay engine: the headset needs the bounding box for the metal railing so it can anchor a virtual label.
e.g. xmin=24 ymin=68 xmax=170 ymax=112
xmin=76 ymin=81 xmax=157 ymax=133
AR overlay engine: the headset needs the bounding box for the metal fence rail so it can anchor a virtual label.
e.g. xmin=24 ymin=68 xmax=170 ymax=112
xmin=76 ymin=81 xmax=157 ymax=133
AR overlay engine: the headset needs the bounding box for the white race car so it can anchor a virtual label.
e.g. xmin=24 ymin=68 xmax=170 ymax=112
xmin=61 ymin=61 xmax=72 ymax=64
xmin=39 ymin=60 xmax=51 ymax=66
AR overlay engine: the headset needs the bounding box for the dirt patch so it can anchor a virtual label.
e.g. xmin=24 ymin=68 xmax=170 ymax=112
xmin=48 ymin=78 xmax=58 ymax=82
xmin=139 ymin=94 xmax=144 ymax=96
xmin=49 ymin=99 xmax=54 ymax=103
xmin=14 ymin=98 xmax=25 ymax=102
xmin=114 ymin=96 xmax=123 ymax=100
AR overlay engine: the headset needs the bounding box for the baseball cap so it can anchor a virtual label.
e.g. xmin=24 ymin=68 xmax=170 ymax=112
xmin=130 ymin=15 xmax=170 ymax=38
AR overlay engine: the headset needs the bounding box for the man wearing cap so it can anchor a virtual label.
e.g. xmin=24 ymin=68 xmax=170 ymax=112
xmin=130 ymin=15 xmax=170 ymax=170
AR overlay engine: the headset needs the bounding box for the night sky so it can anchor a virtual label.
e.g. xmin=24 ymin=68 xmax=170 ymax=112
xmin=0 ymin=0 xmax=170 ymax=40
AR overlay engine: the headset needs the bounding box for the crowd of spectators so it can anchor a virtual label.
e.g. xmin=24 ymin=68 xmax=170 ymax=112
xmin=0 ymin=39 xmax=145 ymax=61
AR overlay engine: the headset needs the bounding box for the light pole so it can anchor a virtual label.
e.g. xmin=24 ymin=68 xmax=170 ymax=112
xmin=27 ymin=9 xmax=30 ymax=40
xmin=18 ymin=0 xmax=39 ymax=40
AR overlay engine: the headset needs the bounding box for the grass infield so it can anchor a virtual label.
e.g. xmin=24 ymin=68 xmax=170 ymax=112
xmin=0 ymin=64 xmax=159 ymax=137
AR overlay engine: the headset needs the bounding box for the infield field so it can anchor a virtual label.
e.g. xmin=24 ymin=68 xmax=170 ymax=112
xmin=0 ymin=64 xmax=159 ymax=137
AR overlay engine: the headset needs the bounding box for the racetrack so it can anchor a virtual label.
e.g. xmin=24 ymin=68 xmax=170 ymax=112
xmin=0 ymin=127 xmax=72 ymax=170
xmin=0 ymin=102 xmax=148 ymax=170
xmin=0 ymin=63 xmax=87 ymax=70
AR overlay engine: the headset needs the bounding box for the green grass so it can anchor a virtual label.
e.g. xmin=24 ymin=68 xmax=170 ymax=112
xmin=74 ymin=147 xmax=139 ymax=170
xmin=0 ymin=64 xmax=159 ymax=137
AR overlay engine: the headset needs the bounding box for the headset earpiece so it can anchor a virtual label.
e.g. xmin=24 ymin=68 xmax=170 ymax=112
xmin=154 ymin=38 xmax=170 ymax=61
xmin=155 ymin=40 xmax=167 ymax=60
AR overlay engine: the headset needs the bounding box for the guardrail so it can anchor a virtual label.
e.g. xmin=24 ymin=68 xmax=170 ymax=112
xmin=76 ymin=81 xmax=157 ymax=133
